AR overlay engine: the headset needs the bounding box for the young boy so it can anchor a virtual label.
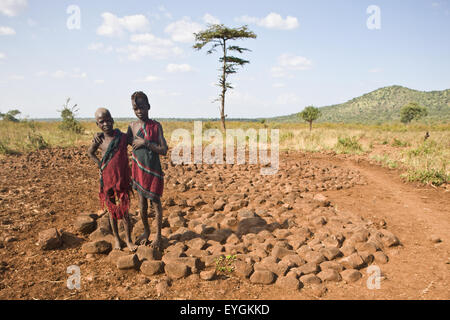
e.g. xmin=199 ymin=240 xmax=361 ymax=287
xmin=127 ymin=92 xmax=168 ymax=251
xmin=88 ymin=108 xmax=137 ymax=252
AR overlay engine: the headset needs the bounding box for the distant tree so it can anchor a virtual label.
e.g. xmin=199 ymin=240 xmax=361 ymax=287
xmin=299 ymin=106 xmax=321 ymax=131
xmin=58 ymin=98 xmax=84 ymax=134
xmin=193 ymin=24 xmax=257 ymax=131
xmin=400 ymin=102 xmax=428 ymax=124
xmin=0 ymin=109 xmax=21 ymax=122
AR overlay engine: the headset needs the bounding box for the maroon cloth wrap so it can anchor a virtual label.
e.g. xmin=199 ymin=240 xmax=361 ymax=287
xmin=131 ymin=120 xmax=164 ymax=202
xmin=99 ymin=130 xmax=132 ymax=220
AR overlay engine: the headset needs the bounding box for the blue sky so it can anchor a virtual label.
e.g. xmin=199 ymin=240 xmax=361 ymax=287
xmin=0 ymin=0 xmax=449 ymax=119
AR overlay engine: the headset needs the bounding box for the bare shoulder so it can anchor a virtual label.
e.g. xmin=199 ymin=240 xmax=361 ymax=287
xmin=128 ymin=121 xmax=140 ymax=135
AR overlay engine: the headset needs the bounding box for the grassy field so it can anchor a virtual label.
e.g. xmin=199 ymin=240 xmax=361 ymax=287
xmin=0 ymin=119 xmax=448 ymax=186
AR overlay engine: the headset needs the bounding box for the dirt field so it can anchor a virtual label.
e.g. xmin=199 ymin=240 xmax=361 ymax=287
xmin=0 ymin=146 xmax=448 ymax=300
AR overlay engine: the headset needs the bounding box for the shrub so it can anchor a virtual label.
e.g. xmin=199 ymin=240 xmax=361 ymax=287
xmin=403 ymin=169 xmax=448 ymax=186
xmin=58 ymin=98 xmax=84 ymax=134
xmin=391 ymin=138 xmax=409 ymax=147
xmin=335 ymin=136 xmax=363 ymax=154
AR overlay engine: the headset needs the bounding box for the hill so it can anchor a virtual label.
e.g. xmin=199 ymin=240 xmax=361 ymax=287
xmin=272 ymin=85 xmax=450 ymax=123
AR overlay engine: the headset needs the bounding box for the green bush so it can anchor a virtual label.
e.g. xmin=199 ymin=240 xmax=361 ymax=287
xmin=403 ymin=169 xmax=448 ymax=186
xmin=335 ymin=136 xmax=363 ymax=154
xmin=58 ymin=98 xmax=84 ymax=134
xmin=407 ymin=140 xmax=438 ymax=158
xmin=391 ymin=138 xmax=409 ymax=147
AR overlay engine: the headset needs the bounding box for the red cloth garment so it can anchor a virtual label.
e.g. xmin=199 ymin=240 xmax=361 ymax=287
xmin=99 ymin=129 xmax=132 ymax=220
xmin=131 ymin=120 xmax=164 ymax=202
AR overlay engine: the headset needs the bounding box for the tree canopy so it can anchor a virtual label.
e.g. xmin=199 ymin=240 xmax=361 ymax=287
xmin=0 ymin=109 xmax=21 ymax=122
xmin=298 ymin=106 xmax=322 ymax=131
xmin=193 ymin=24 xmax=256 ymax=131
xmin=400 ymin=102 xmax=428 ymax=124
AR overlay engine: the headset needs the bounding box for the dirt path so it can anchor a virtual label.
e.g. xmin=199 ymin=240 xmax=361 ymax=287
xmin=0 ymin=148 xmax=448 ymax=300
xmin=316 ymin=155 xmax=450 ymax=299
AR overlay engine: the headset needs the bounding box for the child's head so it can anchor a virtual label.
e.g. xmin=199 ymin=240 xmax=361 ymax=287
xmin=95 ymin=108 xmax=114 ymax=134
xmin=131 ymin=91 xmax=150 ymax=121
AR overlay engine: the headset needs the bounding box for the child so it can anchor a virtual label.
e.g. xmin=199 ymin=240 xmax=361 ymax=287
xmin=88 ymin=108 xmax=137 ymax=252
xmin=127 ymin=92 xmax=168 ymax=251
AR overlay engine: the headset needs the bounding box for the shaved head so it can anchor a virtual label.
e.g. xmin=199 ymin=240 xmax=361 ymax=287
xmin=95 ymin=108 xmax=112 ymax=121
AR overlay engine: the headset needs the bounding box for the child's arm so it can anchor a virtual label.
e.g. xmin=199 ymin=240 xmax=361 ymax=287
xmin=155 ymin=123 xmax=168 ymax=156
xmin=132 ymin=123 xmax=168 ymax=156
xmin=126 ymin=125 xmax=133 ymax=146
xmin=88 ymin=135 xmax=102 ymax=168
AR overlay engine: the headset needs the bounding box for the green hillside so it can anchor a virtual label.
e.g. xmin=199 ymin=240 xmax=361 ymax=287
xmin=272 ymin=85 xmax=450 ymax=123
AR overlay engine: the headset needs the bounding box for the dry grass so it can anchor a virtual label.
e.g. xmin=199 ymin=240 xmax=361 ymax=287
xmin=1 ymin=119 xmax=448 ymax=185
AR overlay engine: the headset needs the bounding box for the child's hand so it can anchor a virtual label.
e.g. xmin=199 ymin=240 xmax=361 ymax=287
xmin=93 ymin=133 xmax=104 ymax=145
xmin=132 ymin=136 xmax=147 ymax=150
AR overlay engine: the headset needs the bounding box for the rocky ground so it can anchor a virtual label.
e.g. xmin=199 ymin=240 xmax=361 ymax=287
xmin=0 ymin=147 xmax=448 ymax=300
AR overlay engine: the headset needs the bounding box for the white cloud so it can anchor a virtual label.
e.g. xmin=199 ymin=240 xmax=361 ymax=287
xmin=0 ymin=26 xmax=16 ymax=35
xmin=97 ymin=12 xmax=150 ymax=37
xmin=272 ymin=53 xmax=313 ymax=78
xmin=272 ymin=83 xmax=286 ymax=88
xmin=278 ymin=54 xmax=312 ymax=70
xmin=0 ymin=52 xmax=5 ymax=59
xmin=152 ymin=89 xmax=181 ymax=97
xmin=276 ymin=93 xmax=301 ymax=105
xmin=52 ymin=70 xmax=66 ymax=79
xmin=142 ymin=75 xmax=161 ymax=82
xmin=166 ymin=63 xmax=193 ymax=73
xmin=165 ymin=17 xmax=203 ymax=43
xmin=369 ymin=68 xmax=383 ymax=73
xmin=35 ymin=71 xmax=48 ymax=77
xmin=27 ymin=18 xmax=36 ymax=27
xmin=236 ymin=12 xmax=299 ymax=30
xmin=0 ymin=0 xmax=27 ymax=17
xmin=203 ymin=13 xmax=220 ymax=25
xmin=88 ymin=42 xmax=113 ymax=53
xmin=130 ymin=33 xmax=173 ymax=46
xmin=118 ymin=44 xmax=182 ymax=61
xmin=10 ymin=74 xmax=24 ymax=80
xmin=94 ymin=79 xmax=105 ymax=85
xmin=50 ymin=69 xmax=87 ymax=79
xmin=158 ymin=5 xmax=173 ymax=19
xmin=119 ymin=33 xmax=183 ymax=60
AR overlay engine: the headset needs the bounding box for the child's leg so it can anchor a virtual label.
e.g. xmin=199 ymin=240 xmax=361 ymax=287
xmin=136 ymin=193 xmax=151 ymax=245
xmin=122 ymin=213 xmax=137 ymax=252
xmin=109 ymin=214 xmax=121 ymax=250
xmin=107 ymin=192 xmax=122 ymax=250
xmin=151 ymin=199 xmax=163 ymax=251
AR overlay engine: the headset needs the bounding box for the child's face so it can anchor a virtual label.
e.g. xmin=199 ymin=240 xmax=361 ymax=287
xmin=96 ymin=113 xmax=114 ymax=134
xmin=133 ymin=97 xmax=150 ymax=121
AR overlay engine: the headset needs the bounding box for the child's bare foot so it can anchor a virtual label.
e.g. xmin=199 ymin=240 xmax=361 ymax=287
xmin=126 ymin=241 xmax=138 ymax=252
xmin=150 ymin=237 xmax=162 ymax=252
xmin=113 ymin=239 xmax=122 ymax=251
xmin=135 ymin=233 xmax=150 ymax=246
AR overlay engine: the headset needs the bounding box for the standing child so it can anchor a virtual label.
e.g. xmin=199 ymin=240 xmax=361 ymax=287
xmin=88 ymin=108 xmax=137 ymax=252
xmin=127 ymin=92 xmax=168 ymax=251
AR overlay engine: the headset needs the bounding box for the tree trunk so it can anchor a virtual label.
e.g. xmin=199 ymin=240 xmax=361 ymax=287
xmin=309 ymin=121 xmax=312 ymax=132
xmin=221 ymin=39 xmax=227 ymax=131
xmin=220 ymin=102 xmax=226 ymax=131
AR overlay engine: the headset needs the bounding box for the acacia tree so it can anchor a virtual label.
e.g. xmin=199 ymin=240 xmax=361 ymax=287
xmin=193 ymin=24 xmax=257 ymax=131
xmin=400 ymin=102 xmax=428 ymax=124
xmin=0 ymin=109 xmax=21 ymax=122
xmin=299 ymin=106 xmax=321 ymax=131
